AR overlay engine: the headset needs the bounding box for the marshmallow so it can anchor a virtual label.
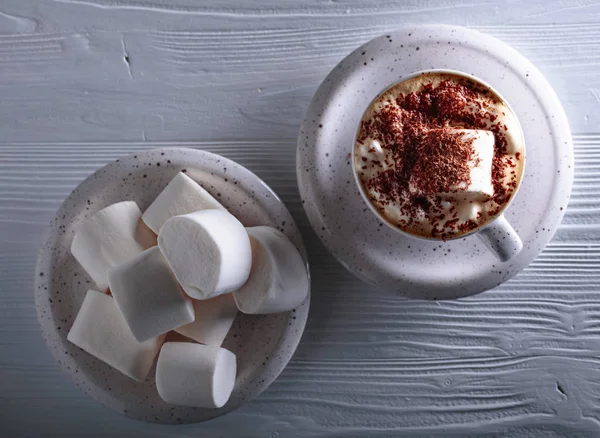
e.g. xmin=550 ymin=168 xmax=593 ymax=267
xmin=67 ymin=290 xmax=165 ymax=382
xmin=156 ymin=343 xmax=236 ymax=408
xmin=435 ymin=129 xmax=494 ymax=197
xmin=158 ymin=210 xmax=252 ymax=300
xmin=135 ymin=218 xmax=158 ymax=249
xmin=142 ymin=172 xmax=225 ymax=234
xmin=108 ymin=246 xmax=195 ymax=342
xmin=409 ymin=129 xmax=495 ymax=198
xmin=71 ymin=201 xmax=150 ymax=291
xmin=233 ymin=226 xmax=308 ymax=314
xmin=175 ymin=294 xmax=238 ymax=346
xmin=453 ymin=129 xmax=495 ymax=197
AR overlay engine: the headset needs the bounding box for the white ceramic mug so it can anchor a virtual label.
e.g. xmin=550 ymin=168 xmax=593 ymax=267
xmin=352 ymin=69 xmax=526 ymax=262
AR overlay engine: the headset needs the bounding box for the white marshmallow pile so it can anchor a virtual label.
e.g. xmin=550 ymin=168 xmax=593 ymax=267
xmin=67 ymin=171 xmax=308 ymax=409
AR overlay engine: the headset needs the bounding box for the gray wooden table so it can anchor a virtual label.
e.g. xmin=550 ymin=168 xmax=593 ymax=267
xmin=1 ymin=1 xmax=599 ymax=436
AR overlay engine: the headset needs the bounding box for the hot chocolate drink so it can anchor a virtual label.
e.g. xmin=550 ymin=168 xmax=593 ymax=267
xmin=354 ymin=72 xmax=525 ymax=240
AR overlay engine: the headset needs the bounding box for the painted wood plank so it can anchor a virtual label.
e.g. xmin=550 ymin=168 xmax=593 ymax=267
xmin=0 ymin=24 xmax=598 ymax=142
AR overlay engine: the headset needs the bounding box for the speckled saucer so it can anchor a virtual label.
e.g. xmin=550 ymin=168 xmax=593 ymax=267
xmin=34 ymin=147 xmax=310 ymax=424
xmin=297 ymin=25 xmax=573 ymax=299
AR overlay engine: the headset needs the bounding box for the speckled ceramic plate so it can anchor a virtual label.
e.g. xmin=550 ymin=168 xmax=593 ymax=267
xmin=297 ymin=24 xmax=573 ymax=299
xmin=34 ymin=147 xmax=310 ymax=424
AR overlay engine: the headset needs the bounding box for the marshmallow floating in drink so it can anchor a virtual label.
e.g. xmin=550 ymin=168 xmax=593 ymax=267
xmin=71 ymin=201 xmax=151 ymax=291
xmin=449 ymin=129 xmax=495 ymax=196
xmin=410 ymin=129 xmax=495 ymax=198
xmin=158 ymin=209 xmax=252 ymax=300
xmin=175 ymin=293 xmax=238 ymax=346
xmin=233 ymin=226 xmax=308 ymax=314
xmin=142 ymin=172 xmax=225 ymax=234
xmin=67 ymin=290 xmax=165 ymax=382
xmin=156 ymin=343 xmax=237 ymax=408
xmin=108 ymin=246 xmax=195 ymax=342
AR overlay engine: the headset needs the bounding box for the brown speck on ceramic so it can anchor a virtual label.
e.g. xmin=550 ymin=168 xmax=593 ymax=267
xmin=34 ymin=148 xmax=310 ymax=424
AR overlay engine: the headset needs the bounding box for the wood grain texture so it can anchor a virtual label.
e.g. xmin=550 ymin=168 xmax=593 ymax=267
xmin=1 ymin=1 xmax=599 ymax=436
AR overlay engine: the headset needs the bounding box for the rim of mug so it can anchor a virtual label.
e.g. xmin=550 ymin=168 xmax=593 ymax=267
xmin=350 ymin=68 xmax=527 ymax=242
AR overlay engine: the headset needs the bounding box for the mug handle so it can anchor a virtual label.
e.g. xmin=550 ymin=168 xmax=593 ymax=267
xmin=477 ymin=214 xmax=523 ymax=262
